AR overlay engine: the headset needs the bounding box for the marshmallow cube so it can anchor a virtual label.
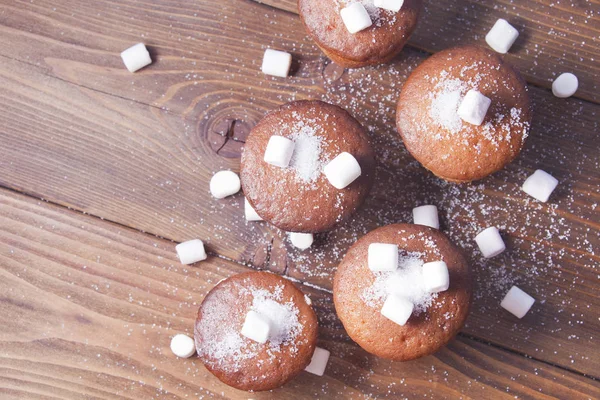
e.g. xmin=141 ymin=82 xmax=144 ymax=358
xmin=381 ymin=295 xmax=414 ymax=326
xmin=170 ymin=334 xmax=196 ymax=358
xmin=244 ymin=198 xmax=263 ymax=221
xmin=261 ymin=49 xmax=292 ymax=78
xmin=552 ymin=73 xmax=578 ymax=98
xmin=176 ymin=239 xmax=207 ymax=265
xmin=340 ymin=3 xmax=373 ymax=34
xmin=412 ymin=205 xmax=439 ymax=229
xmin=475 ymin=227 xmax=506 ymax=258
xmin=485 ymin=19 xmax=519 ymax=54
xmin=323 ymin=152 xmax=362 ymax=189
xmin=210 ymin=170 xmax=241 ymax=199
xmin=120 ymin=43 xmax=152 ymax=73
xmin=289 ymin=232 xmax=314 ymax=250
xmin=304 ymin=347 xmax=331 ymax=376
xmin=522 ymin=169 xmax=559 ymax=202
xmin=458 ymin=89 xmax=492 ymax=126
xmin=373 ymin=0 xmax=404 ymax=12
xmin=264 ymin=135 xmax=295 ymax=168
xmin=368 ymin=243 xmax=399 ymax=272
xmin=501 ymin=286 xmax=535 ymax=319
xmin=241 ymin=310 xmax=271 ymax=344
xmin=422 ymin=261 xmax=449 ymax=293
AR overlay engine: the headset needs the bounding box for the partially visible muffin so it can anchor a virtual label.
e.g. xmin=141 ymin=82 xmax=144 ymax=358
xmin=333 ymin=224 xmax=472 ymax=360
xmin=396 ymin=45 xmax=532 ymax=182
xmin=194 ymin=271 xmax=318 ymax=391
xmin=298 ymin=0 xmax=423 ymax=67
xmin=241 ymin=100 xmax=375 ymax=233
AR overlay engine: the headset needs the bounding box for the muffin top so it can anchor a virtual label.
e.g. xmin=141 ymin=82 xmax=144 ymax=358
xmin=241 ymin=100 xmax=375 ymax=233
xmin=334 ymin=224 xmax=472 ymax=360
xmin=194 ymin=271 xmax=318 ymax=391
xmin=298 ymin=0 xmax=422 ymax=66
xmin=396 ymin=45 xmax=532 ymax=182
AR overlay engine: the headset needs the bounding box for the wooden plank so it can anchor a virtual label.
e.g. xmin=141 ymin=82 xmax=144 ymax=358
xmin=2 ymin=188 xmax=599 ymax=399
xmin=0 ymin=0 xmax=598 ymax=377
xmin=253 ymin=0 xmax=600 ymax=103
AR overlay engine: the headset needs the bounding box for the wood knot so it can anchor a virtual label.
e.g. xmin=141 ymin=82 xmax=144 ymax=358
xmin=208 ymin=118 xmax=250 ymax=159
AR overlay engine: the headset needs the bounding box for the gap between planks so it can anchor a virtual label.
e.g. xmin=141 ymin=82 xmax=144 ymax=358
xmin=1 ymin=182 xmax=598 ymax=384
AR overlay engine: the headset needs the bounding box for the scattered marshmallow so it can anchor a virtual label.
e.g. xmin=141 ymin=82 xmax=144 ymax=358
xmin=485 ymin=19 xmax=519 ymax=54
xmin=323 ymin=152 xmax=362 ymax=189
xmin=552 ymin=73 xmax=578 ymax=98
xmin=264 ymin=135 xmax=295 ymax=168
xmin=241 ymin=310 xmax=271 ymax=344
xmin=501 ymin=286 xmax=535 ymax=319
xmin=176 ymin=239 xmax=207 ymax=265
xmin=261 ymin=49 xmax=292 ymax=78
xmin=244 ymin=198 xmax=263 ymax=221
xmin=304 ymin=347 xmax=330 ymax=376
xmin=373 ymin=0 xmax=404 ymax=12
xmin=340 ymin=2 xmax=373 ymax=34
xmin=368 ymin=243 xmax=399 ymax=272
xmin=457 ymin=89 xmax=491 ymax=126
xmin=412 ymin=205 xmax=439 ymax=229
xmin=120 ymin=43 xmax=152 ymax=73
xmin=522 ymin=169 xmax=559 ymax=202
xmin=289 ymin=232 xmax=314 ymax=250
xmin=170 ymin=334 xmax=196 ymax=358
xmin=422 ymin=261 xmax=449 ymax=293
xmin=210 ymin=170 xmax=241 ymax=199
xmin=381 ymin=294 xmax=414 ymax=326
xmin=475 ymin=227 xmax=506 ymax=258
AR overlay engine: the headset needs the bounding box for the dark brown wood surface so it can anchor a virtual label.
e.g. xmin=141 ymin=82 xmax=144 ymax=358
xmin=0 ymin=0 xmax=598 ymax=397
xmin=2 ymin=189 xmax=599 ymax=399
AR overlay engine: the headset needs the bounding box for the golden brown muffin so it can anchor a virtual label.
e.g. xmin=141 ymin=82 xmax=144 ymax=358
xmin=241 ymin=100 xmax=375 ymax=233
xmin=298 ymin=0 xmax=422 ymax=67
xmin=194 ymin=271 xmax=318 ymax=391
xmin=396 ymin=45 xmax=532 ymax=182
xmin=333 ymin=224 xmax=472 ymax=360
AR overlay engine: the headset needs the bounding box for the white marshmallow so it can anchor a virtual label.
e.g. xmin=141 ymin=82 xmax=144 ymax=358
xmin=457 ymin=89 xmax=492 ymax=126
xmin=552 ymin=73 xmax=578 ymax=98
xmin=373 ymin=0 xmax=404 ymax=12
xmin=485 ymin=19 xmax=519 ymax=54
xmin=475 ymin=227 xmax=506 ymax=258
xmin=412 ymin=205 xmax=439 ymax=229
xmin=381 ymin=294 xmax=414 ymax=326
xmin=210 ymin=170 xmax=241 ymax=199
xmin=304 ymin=347 xmax=330 ymax=376
xmin=501 ymin=286 xmax=535 ymax=319
xmin=241 ymin=310 xmax=271 ymax=344
xmin=422 ymin=261 xmax=449 ymax=293
xmin=244 ymin=198 xmax=263 ymax=221
xmin=522 ymin=169 xmax=559 ymax=202
xmin=170 ymin=334 xmax=196 ymax=358
xmin=323 ymin=152 xmax=362 ymax=189
xmin=176 ymin=239 xmax=207 ymax=265
xmin=368 ymin=243 xmax=399 ymax=272
xmin=340 ymin=3 xmax=373 ymax=34
xmin=289 ymin=232 xmax=314 ymax=250
xmin=120 ymin=43 xmax=152 ymax=73
xmin=264 ymin=135 xmax=295 ymax=168
xmin=261 ymin=49 xmax=292 ymax=78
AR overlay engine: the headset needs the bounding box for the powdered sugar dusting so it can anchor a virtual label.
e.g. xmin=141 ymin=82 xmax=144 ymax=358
xmin=429 ymin=76 xmax=465 ymax=134
xmin=289 ymin=124 xmax=323 ymax=185
xmin=361 ymin=251 xmax=437 ymax=314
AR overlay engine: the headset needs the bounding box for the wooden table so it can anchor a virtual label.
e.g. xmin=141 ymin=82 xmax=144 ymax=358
xmin=1 ymin=0 xmax=598 ymax=398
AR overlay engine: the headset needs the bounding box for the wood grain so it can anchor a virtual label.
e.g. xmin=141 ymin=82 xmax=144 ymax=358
xmin=254 ymin=0 xmax=600 ymax=103
xmin=0 ymin=0 xmax=598 ymax=379
xmin=2 ymin=188 xmax=599 ymax=399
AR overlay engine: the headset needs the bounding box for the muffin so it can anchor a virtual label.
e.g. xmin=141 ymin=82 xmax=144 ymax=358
xmin=241 ymin=100 xmax=375 ymax=233
xmin=333 ymin=224 xmax=472 ymax=360
xmin=194 ymin=271 xmax=318 ymax=391
xmin=396 ymin=45 xmax=532 ymax=182
xmin=298 ymin=0 xmax=423 ymax=67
